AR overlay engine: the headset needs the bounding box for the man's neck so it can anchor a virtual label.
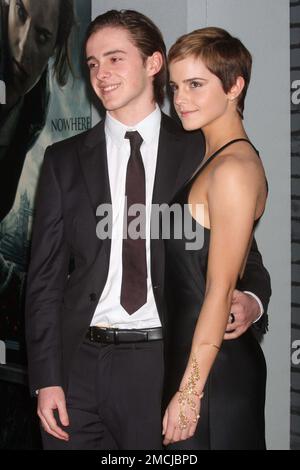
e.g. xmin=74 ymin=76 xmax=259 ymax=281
xmin=109 ymin=102 xmax=157 ymax=127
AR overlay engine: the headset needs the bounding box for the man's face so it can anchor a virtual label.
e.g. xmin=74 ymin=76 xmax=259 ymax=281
xmin=86 ymin=26 xmax=156 ymax=125
xmin=8 ymin=0 xmax=60 ymax=96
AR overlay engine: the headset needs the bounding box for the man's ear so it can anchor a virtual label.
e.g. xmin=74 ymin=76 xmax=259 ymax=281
xmin=228 ymin=76 xmax=245 ymax=101
xmin=146 ymin=51 xmax=164 ymax=77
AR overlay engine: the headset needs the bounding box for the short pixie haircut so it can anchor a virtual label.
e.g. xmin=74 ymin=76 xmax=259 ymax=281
xmin=168 ymin=27 xmax=252 ymax=118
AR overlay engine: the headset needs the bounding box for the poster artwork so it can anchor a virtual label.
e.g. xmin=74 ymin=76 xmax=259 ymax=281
xmin=0 ymin=0 xmax=91 ymax=366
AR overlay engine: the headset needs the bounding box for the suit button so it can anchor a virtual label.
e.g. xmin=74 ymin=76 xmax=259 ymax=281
xmin=89 ymin=293 xmax=97 ymax=302
xmin=153 ymin=285 xmax=160 ymax=290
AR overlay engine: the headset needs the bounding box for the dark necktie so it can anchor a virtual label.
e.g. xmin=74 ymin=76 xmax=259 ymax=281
xmin=120 ymin=131 xmax=147 ymax=314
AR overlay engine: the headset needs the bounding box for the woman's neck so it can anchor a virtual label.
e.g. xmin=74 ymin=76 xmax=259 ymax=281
xmin=202 ymin=113 xmax=248 ymax=158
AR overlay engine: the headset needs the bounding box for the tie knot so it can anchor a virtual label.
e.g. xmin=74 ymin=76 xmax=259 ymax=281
xmin=125 ymin=131 xmax=143 ymax=150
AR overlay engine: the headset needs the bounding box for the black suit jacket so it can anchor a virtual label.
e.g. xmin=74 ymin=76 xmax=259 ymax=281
xmin=25 ymin=113 xmax=271 ymax=395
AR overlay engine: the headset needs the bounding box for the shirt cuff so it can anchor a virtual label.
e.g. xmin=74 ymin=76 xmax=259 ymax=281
xmin=243 ymin=291 xmax=264 ymax=323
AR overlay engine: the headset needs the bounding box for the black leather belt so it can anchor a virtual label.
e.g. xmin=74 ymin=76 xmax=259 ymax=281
xmin=86 ymin=326 xmax=163 ymax=344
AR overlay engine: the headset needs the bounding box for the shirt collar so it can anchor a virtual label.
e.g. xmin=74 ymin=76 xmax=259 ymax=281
xmin=105 ymin=105 xmax=161 ymax=147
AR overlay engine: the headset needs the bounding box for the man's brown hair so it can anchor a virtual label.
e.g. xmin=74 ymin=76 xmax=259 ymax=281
xmin=85 ymin=9 xmax=167 ymax=106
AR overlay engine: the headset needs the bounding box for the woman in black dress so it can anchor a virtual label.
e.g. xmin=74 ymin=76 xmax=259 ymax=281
xmin=163 ymin=27 xmax=268 ymax=450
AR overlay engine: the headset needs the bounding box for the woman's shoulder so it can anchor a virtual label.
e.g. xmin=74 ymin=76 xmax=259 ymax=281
xmin=203 ymin=143 xmax=267 ymax=210
xmin=210 ymin=141 xmax=265 ymax=187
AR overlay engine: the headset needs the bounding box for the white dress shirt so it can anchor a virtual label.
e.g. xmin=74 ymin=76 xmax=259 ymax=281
xmin=244 ymin=291 xmax=264 ymax=322
xmin=90 ymin=106 xmax=162 ymax=329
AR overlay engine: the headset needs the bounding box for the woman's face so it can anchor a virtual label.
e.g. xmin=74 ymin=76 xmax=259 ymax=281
xmin=8 ymin=0 xmax=60 ymax=96
xmin=169 ymin=56 xmax=231 ymax=131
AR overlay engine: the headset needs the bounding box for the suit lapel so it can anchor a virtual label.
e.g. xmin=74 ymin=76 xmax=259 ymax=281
xmin=152 ymin=114 xmax=183 ymax=206
xmin=78 ymin=120 xmax=111 ymax=214
xmin=78 ymin=119 xmax=111 ymax=260
xmin=151 ymin=115 xmax=185 ymax=306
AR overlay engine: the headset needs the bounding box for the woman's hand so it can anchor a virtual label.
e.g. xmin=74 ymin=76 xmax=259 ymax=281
xmin=162 ymin=391 xmax=201 ymax=446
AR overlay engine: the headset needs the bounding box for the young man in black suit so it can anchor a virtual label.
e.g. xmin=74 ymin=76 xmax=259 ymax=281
xmin=26 ymin=10 xmax=271 ymax=450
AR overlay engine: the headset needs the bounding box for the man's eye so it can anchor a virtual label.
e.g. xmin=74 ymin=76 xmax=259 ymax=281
xmin=169 ymin=84 xmax=177 ymax=92
xmin=16 ymin=1 xmax=27 ymax=23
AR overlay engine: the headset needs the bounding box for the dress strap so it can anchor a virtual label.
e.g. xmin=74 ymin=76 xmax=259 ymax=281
xmin=184 ymin=138 xmax=260 ymax=189
xmin=200 ymin=138 xmax=259 ymax=172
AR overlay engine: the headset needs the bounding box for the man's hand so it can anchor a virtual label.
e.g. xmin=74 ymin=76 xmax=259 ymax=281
xmin=37 ymin=386 xmax=69 ymax=441
xmin=224 ymin=289 xmax=260 ymax=340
